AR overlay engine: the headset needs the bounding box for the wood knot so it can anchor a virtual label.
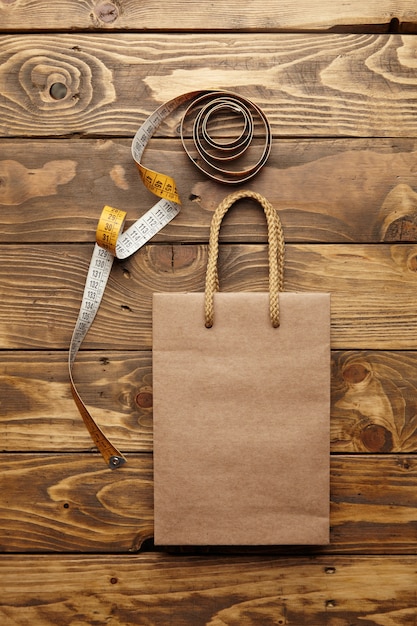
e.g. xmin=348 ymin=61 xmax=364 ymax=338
xmin=342 ymin=363 xmax=370 ymax=384
xmin=360 ymin=423 xmax=393 ymax=452
xmin=380 ymin=184 xmax=417 ymax=241
xmin=50 ymin=82 xmax=68 ymax=100
xmin=135 ymin=392 xmax=153 ymax=409
xmin=0 ymin=47 xmax=116 ymax=129
xmin=384 ymin=216 xmax=417 ymax=242
xmin=399 ymin=459 xmax=411 ymax=470
xmin=93 ymin=1 xmax=120 ymax=24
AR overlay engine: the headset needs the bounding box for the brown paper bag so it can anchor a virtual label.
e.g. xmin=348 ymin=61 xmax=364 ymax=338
xmin=153 ymin=190 xmax=330 ymax=545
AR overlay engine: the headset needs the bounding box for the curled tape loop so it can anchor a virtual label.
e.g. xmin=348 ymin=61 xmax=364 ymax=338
xmin=69 ymin=90 xmax=271 ymax=468
xmin=181 ymin=93 xmax=271 ymax=184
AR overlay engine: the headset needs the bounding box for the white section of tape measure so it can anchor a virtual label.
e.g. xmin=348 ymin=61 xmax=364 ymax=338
xmin=131 ymin=90 xmax=201 ymax=164
xmin=69 ymin=199 xmax=180 ymax=366
xmin=69 ymin=245 xmax=114 ymax=367
xmin=70 ymin=91 xmax=204 ymax=364
xmin=115 ymin=198 xmax=180 ymax=259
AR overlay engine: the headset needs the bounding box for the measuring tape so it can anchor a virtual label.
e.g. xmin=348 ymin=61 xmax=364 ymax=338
xmin=69 ymin=90 xmax=272 ymax=468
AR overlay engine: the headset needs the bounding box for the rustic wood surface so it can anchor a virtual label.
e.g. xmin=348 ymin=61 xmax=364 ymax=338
xmin=1 ymin=0 xmax=416 ymax=32
xmin=2 ymin=243 xmax=417 ymax=350
xmin=1 ymin=34 xmax=417 ymax=138
xmin=2 ymin=138 xmax=417 ymax=244
xmin=3 ymin=350 xmax=417 ymax=454
xmin=2 ymin=555 xmax=416 ymax=625
xmin=0 ymin=454 xmax=416 ymax=554
xmin=1 ymin=2 xmax=417 ymax=623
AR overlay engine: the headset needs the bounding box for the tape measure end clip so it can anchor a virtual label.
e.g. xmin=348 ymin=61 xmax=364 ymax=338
xmin=109 ymin=455 xmax=126 ymax=469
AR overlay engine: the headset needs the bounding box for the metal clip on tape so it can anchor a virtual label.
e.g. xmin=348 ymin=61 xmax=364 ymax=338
xmin=69 ymin=90 xmax=272 ymax=468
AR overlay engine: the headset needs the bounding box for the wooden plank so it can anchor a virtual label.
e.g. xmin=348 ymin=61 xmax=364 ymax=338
xmin=0 ymin=351 xmax=154 ymax=452
xmin=2 ymin=350 xmax=417 ymax=454
xmin=0 ymin=454 xmax=416 ymax=553
xmin=1 ymin=0 xmax=416 ymax=32
xmin=1 ymin=243 xmax=417 ymax=350
xmin=1 ymin=34 xmax=417 ymax=138
xmin=2 ymin=555 xmax=417 ymax=626
xmin=2 ymin=138 xmax=417 ymax=244
xmin=0 ymin=454 xmax=153 ymax=552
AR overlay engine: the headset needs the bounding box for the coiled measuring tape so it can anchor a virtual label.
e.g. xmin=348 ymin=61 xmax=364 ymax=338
xmin=69 ymin=89 xmax=272 ymax=468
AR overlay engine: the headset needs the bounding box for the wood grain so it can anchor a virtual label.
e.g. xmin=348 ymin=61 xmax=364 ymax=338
xmin=0 ymin=351 xmax=153 ymax=452
xmin=1 ymin=554 xmax=417 ymax=625
xmin=2 ymin=350 xmax=417 ymax=454
xmin=1 ymin=243 xmax=417 ymax=350
xmin=332 ymin=350 xmax=417 ymax=453
xmin=0 ymin=0 xmax=416 ymax=32
xmin=2 ymin=138 xmax=417 ymax=244
xmin=0 ymin=454 xmax=416 ymax=553
xmin=2 ymin=1 xmax=417 ymax=621
xmin=0 ymin=454 xmax=153 ymax=553
xmin=1 ymin=34 xmax=417 ymax=138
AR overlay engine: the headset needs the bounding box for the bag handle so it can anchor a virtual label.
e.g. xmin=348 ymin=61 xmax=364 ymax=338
xmin=204 ymin=190 xmax=285 ymax=328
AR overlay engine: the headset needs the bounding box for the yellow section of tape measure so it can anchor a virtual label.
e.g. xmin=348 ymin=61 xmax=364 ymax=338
xmin=136 ymin=164 xmax=181 ymax=205
xmin=96 ymin=205 xmax=127 ymax=255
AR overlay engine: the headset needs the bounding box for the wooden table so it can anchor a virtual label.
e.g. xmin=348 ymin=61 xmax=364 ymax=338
xmin=1 ymin=1 xmax=417 ymax=623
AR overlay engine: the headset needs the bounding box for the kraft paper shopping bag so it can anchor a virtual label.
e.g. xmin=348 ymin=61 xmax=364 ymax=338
xmin=153 ymin=190 xmax=330 ymax=545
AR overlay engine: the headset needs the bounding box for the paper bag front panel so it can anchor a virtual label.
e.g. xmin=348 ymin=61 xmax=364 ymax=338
xmin=153 ymin=292 xmax=330 ymax=545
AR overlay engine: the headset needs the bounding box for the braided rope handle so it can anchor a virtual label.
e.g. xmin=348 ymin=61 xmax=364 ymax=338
xmin=204 ymin=190 xmax=285 ymax=328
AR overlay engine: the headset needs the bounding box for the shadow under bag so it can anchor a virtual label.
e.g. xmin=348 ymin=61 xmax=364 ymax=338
xmin=152 ymin=190 xmax=330 ymax=545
